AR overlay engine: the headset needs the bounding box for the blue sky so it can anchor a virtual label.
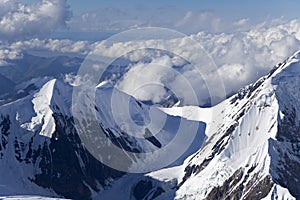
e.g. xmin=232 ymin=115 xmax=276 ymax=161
xmin=71 ymin=0 xmax=298 ymax=19
xmin=1 ymin=0 xmax=300 ymax=101
xmin=23 ymin=0 xmax=299 ymax=21
xmin=22 ymin=0 xmax=299 ymax=20
xmin=20 ymin=0 xmax=300 ymax=40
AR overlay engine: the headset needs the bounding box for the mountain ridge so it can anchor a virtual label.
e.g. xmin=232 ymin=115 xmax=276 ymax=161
xmin=154 ymin=50 xmax=300 ymax=199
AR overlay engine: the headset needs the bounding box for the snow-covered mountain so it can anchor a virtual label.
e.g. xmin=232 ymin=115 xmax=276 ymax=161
xmin=1 ymin=50 xmax=300 ymax=199
xmin=0 ymin=76 xmax=205 ymax=199
xmin=147 ymin=51 xmax=300 ymax=200
xmin=95 ymin=51 xmax=300 ymax=200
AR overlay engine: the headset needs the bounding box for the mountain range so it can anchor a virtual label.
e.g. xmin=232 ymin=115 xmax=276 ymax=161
xmin=0 ymin=51 xmax=300 ymax=199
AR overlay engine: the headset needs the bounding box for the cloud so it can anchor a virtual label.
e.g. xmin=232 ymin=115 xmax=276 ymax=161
xmin=68 ymin=8 xmax=144 ymax=33
xmin=174 ymin=11 xmax=223 ymax=33
xmin=0 ymin=47 xmax=21 ymax=65
xmin=92 ymin=19 xmax=300 ymax=105
xmin=1 ymin=19 xmax=300 ymax=106
xmin=0 ymin=0 xmax=71 ymax=41
xmin=115 ymin=54 xmax=210 ymax=105
xmin=233 ymin=18 xmax=249 ymax=27
xmin=69 ymin=8 xmax=226 ymax=35
xmin=116 ymin=56 xmax=172 ymax=103
xmin=0 ymin=38 xmax=92 ymax=66
xmin=194 ymin=19 xmax=300 ymax=95
xmin=12 ymin=38 xmax=91 ymax=54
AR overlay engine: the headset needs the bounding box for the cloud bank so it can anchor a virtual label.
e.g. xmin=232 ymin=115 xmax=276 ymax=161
xmin=0 ymin=0 xmax=71 ymax=41
xmin=1 ymin=19 xmax=300 ymax=105
xmin=68 ymin=8 xmax=232 ymax=36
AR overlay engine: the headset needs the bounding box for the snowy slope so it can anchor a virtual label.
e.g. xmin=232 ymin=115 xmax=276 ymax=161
xmin=0 ymin=74 xmax=206 ymax=199
xmin=1 ymin=51 xmax=300 ymax=199
xmin=0 ymin=77 xmax=130 ymax=198
xmin=90 ymin=51 xmax=300 ymax=200
xmin=147 ymin=51 xmax=300 ymax=200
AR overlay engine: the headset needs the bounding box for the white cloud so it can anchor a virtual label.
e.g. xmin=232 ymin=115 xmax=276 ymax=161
xmin=69 ymin=9 xmax=225 ymax=35
xmin=174 ymin=11 xmax=223 ymax=33
xmin=0 ymin=0 xmax=71 ymax=41
xmin=233 ymin=18 xmax=249 ymax=27
xmin=69 ymin=8 xmax=145 ymax=33
xmin=11 ymin=38 xmax=91 ymax=54
xmin=117 ymin=63 xmax=168 ymax=103
xmin=93 ymin=19 xmax=300 ymax=104
xmin=115 ymin=55 xmax=205 ymax=105
xmin=1 ymin=19 xmax=300 ymax=105
xmin=195 ymin=19 xmax=300 ymax=95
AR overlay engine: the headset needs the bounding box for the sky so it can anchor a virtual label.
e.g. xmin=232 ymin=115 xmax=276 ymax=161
xmin=20 ymin=0 xmax=300 ymax=39
xmin=42 ymin=0 xmax=299 ymax=18
xmin=1 ymin=0 xmax=300 ymax=105
xmin=68 ymin=0 xmax=299 ymax=20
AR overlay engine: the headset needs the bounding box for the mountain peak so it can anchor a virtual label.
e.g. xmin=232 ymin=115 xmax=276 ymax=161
xmin=152 ymin=50 xmax=300 ymax=199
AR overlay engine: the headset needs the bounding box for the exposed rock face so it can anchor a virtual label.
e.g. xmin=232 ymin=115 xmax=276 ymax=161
xmin=206 ymin=169 xmax=273 ymax=200
xmin=269 ymin=65 xmax=300 ymax=199
xmin=0 ymin=80 xmax=137 ymax=199
xmin=33 ymin=114 xmax=125 ymax=199
xmin=0 ymin=112 xmax=125 ymax=199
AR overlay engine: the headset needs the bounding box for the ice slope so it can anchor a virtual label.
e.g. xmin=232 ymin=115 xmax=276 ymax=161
xmin=147 ymin=51 xmax=300 ymax=199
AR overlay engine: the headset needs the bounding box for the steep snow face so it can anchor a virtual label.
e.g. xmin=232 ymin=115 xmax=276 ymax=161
xmin=267 ymin=52 xmax=300 ymax=198
xmin=0 ymin=79 xmax=62 ymax=198
xmin=27 ymin=79 xmax=57 ymax=138
xmin=146 ymin=51 xmax=300 ymax=200
xmin=16 ymin=78 xmax=72 ymax=139
xmin=168 ymin=79 xmax=280 ymax=199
